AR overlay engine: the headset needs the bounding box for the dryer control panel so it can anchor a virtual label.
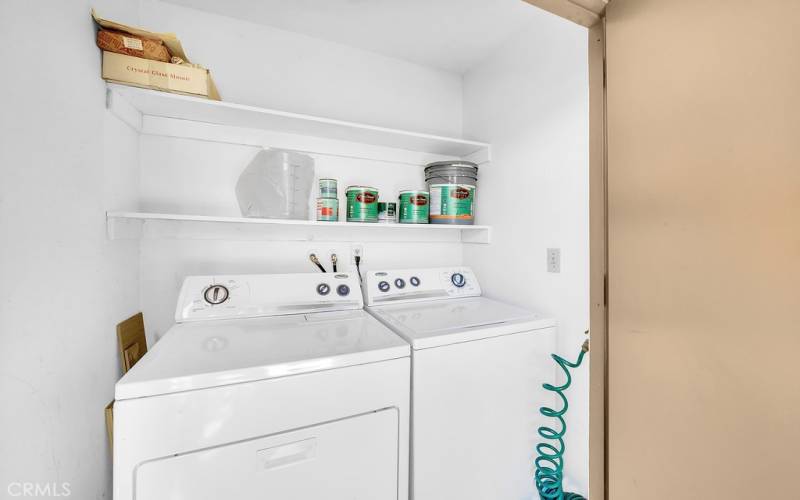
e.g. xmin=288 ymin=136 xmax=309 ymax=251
xmin=175 ymin=273 xmax=363 ymax=322
xmin=362 ymin=267 xmax=481 ymax=306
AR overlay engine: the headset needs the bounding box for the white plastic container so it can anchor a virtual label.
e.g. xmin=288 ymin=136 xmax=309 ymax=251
xmin=235 ymin=149 xmax=315 ymax=219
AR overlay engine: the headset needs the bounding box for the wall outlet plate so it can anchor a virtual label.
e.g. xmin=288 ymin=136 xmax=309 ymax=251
xmin=350 ymin=243 xmax=365 ymax=264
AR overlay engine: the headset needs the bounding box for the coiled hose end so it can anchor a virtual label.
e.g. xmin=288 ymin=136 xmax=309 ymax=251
xmin=534 ymin=343 xmax=588 ymax=500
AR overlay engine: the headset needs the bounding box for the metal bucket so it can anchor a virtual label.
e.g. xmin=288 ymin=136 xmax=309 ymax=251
xmin=424 ymin=161 xmax=478 ymax=225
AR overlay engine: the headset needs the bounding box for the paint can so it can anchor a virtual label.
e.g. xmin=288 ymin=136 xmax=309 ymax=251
xmin=378 ymin=202 xmax=397 ymax=223
xmin=319 ymin=178 xmax=338 ymax=199
xmin=316 ymin=197 xmax=339 ymax=222
xmin=424 ymin=161 xmax=478 ymax=225
xmin=346 ymin=186 xmax=379 ymax=222
xmin=398 ymin=190 xmax=430 ymax=224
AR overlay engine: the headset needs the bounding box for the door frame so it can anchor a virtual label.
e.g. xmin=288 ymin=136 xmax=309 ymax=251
xmin=522 ymin=0 xmax=607 ymax=27
xmin=587 ymin=18 xmax=608 ymax=500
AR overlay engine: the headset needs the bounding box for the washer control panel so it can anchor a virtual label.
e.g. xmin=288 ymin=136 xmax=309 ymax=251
xmin=362 ymin=267 xmax=481 ymax=306
xmin=176 ymin=273 xmax=362 ymax=322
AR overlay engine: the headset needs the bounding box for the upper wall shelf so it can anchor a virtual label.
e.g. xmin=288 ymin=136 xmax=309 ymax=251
xmin=107 ymin=212 xmax=491 ymax=244
xmin=105 ymin=84 xmax=490 ymax=159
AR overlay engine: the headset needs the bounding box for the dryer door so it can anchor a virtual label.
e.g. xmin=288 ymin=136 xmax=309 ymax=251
xmin=135 ymin=408 xmax=399 ymax=499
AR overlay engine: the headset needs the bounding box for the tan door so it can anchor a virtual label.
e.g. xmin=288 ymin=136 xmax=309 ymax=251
xmin=605 ymin=0 xmax=800 ymax=498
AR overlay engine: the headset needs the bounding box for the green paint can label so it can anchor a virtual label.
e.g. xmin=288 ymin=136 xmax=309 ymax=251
xmin=346 ymin=186 xmax=379 ymax=222
xmin=399 ymin=190 xmax=430 ymax=224
xmin=316 ymin=197 xmax=339 ymax=222
xmin=429 ymin=184 xmax=475 ymax=223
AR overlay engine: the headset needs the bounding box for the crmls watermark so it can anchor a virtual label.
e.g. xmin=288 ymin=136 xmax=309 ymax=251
xmin=6 ymin=482 xmax=71 ymax=497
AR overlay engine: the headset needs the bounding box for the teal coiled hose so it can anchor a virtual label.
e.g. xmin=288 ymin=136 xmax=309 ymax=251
xmin=535 ymin=340 xmax=589 ymax=500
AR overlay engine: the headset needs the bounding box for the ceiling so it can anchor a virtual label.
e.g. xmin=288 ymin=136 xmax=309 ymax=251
xmin=162 ymin=0 xmax=548 ymax=73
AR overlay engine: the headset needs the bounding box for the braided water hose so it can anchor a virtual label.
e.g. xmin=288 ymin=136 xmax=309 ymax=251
xmin=534 ymin=339 xmax=589 ymax=500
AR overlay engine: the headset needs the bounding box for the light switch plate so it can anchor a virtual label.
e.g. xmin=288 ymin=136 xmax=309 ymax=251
xmin=547 ymin=248 xmax=561 ymax=273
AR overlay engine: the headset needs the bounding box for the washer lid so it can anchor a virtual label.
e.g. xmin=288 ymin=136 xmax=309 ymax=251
xmin=368 ymin=297 xmax=555 ymax=350
xmin=115 ymin=310 xmax=409 ymax=400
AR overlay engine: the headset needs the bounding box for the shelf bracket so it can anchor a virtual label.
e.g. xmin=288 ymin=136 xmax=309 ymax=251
xmin=106 ymin=87 xmax=143 ymax=132
xmin=107 ymin=214 xmax=143 ymax=240
xmin=461 ymin=226 xmax=491 ymax=244
xmin=463 ymin=145 xmax=491 ymax=165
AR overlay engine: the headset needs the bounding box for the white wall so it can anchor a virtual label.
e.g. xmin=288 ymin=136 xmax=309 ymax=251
xmin=137 ymin=133 xmax=464 ymax=340
xmin=131 ymin=0 xmax=469 ymax=340
xmin=140 ymin=0 xmax=464 ymax=137
xmin=0 ymin=1 xmax=589 ymax=498
xmin=0 ymin=1 xmax=140 ymax=498
xmin=462 ymin=12 xmax=590 ymax=495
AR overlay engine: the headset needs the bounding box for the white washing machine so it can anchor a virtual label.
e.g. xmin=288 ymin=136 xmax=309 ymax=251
xmin=113 ymin=272 xmax=410 ymax=500
xmin=363 ymin=267 xmax=556 ymax=500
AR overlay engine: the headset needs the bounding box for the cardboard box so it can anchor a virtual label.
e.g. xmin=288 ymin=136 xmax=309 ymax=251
xmin=105 ymin=400 xmax=114 ymax=454
xmin=117 ymin=312 xmax=147 ymax=373
xmin=106 ymin=313 xmax=149 ymax=457
xmin=102 ymin=51 xmax=210 ymax=97
xmin=93 ymin=10 xmax=220 ymax=100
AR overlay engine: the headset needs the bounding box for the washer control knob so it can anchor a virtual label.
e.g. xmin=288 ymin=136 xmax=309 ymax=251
xmin=337 ymin=284 xmax=350 ymax=296
xmin=451 ymin=273 xmax=466 ymax=288
xmin=410 ymin=276 xmax=421 ymax=287
xmin=204 ymin=285 xmax=230 ymax=305
xmin=394 ymin=278 xmax=406 ymax=289
xmin=378 ymin=281 xmax=391 ymax=292
xmin=317 ymin=283 xmax=331 ymax=296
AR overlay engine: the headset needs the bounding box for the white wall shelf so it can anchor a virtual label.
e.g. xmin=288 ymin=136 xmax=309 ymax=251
xmin=107 ymin=212 xmax=491 ymax=244
xmin=106 ymin=84 xmax=491 ymax=160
